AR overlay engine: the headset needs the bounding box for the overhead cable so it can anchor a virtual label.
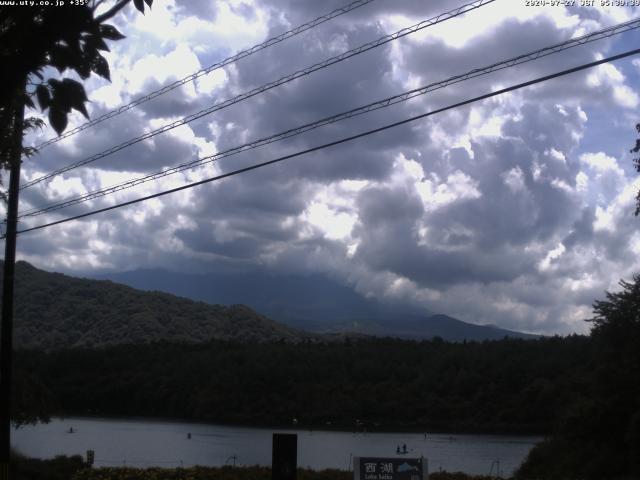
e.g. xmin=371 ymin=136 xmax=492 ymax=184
xmin=19 ymin=17 xmax=640 ymax=219
xmin=10 ymin=46 xmax=640 ymax=238
xmin=33 ymin=0 xmax=379 ymax=150
xmin=21 ymin=0 xmax=496 ymax=190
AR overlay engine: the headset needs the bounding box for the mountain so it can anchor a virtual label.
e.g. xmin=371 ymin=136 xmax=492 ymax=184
xmin=92 ymin=268 xmax=538 ymax=341
xmin=91 ymin=268 xmax=427 ymax=325
xmin=4 ymin=261 xmax=306 ymax=350
xmin=302 ymin=315 xmax=538 ymax=341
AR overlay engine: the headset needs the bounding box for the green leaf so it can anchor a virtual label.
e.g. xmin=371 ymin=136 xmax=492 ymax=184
xmin=144 ymin=0 xmax=153 ymax=6
xmin=99 ymin=24 xmax=125 ymax=41
xmin=49 ymin=46 xmax=73 ymax=73
xmin=49 ymin=78 xmax=86 ymax=115
xmin=74 ymin=102 xmax=90 ymax=120
xmin=133 ymin=0 xmax=145 ymax=13
xmin=61 ymin=78 xmax=87 ymax=102
xmin=87 ymin=34 xmax=110 ymax=52
xmin=75 ymin=55 xmax=92 ymax=79
xmin=49 ymin=107 xmax=68 ymax=135
xmin=58 ymin=79 xmax=90 ymax=119
xmin=90 ymin=54 xmax=110 ymax=81
xmin=36 ymin=84 xmax=50 ymax=111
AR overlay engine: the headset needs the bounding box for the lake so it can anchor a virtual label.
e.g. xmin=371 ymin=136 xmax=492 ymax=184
xmin=14 ymin=417 xmax=542 ymax=476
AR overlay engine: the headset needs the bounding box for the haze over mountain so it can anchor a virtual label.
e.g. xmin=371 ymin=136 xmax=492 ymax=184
xmin=92 ymin=268 xmax=538 ymax=341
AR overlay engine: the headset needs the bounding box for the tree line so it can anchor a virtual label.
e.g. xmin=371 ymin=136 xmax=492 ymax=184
xmin=16 ymin=335 xmax=592 ymax=435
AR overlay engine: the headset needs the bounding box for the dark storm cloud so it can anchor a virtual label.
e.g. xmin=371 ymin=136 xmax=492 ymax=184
xmin=340 ymin=94 xmax=590 ymax=295
xmin=173 ymin=0 xmax=219 ymax=19
xmin=188 ymin=171 xmax=309 ymax=218
xmin=502 ymin=103 xmax=586 ymax=155
xmin=175 ymin=226 xmax=268 ymax=259
xmin=351 ymin=169 xmax=537 ymax=287
xmin=259 ymin=0 xmax=454 ymax=27
xmin=562 ymin=206 xmax=596 ymax=249
xmin=134 ymin=82 xmax=204 ymax=119
xmin=441 ymin=138 xmax=578 ymax=248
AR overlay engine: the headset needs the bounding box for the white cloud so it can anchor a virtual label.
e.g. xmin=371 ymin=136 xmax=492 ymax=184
xmin=415 ymin=170 xmax=481 ymax=212
xmin=127 ymin=43 xmax=201 ymax=96
xmin=502 ymin=166 xmax=526 ymax=193
xmin=580 ymin=152 xmax=624 ymax=174
xmin=539 ymin=242 xmax=566 ymax=272
xmin=576 ymin=171 xmax=589 ymax=192
xmin=303 ymin=202 xmax=356 ymax=240
xmin=546 ymin=148 xmax=566 ymax=164
xmin=586 ymin=60 xmax=639 ymax=109
xmin=594 ymin=205 xmax=615 ymax=232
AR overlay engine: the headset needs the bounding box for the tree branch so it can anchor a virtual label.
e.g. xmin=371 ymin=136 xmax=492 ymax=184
xmin=95 ymin=0 xmax=130 ymax=23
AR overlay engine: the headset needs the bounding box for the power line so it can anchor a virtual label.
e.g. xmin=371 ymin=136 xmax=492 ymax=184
xmin=32 ymin=0 xmax=378 ymax=150
xmin=21 ymin=0 xmax=496 ymax=190
xmin=10 ymin=47 xmax=640 ymax=238
xmin=19 ymin=17 xmax=640 ymax=219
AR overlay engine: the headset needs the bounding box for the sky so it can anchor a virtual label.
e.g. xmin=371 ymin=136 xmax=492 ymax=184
xmin=8 ymin=0 xmax=640 ymax=335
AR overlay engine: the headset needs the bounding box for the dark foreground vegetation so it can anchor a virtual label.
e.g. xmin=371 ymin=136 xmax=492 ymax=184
xmin=12 ymin=453 xmax=86 ymax=480
xmin=515 ymin=276 xmax=640 ymax=479
xmin=11 ymin=455 xmax=493 ymax=480
xmin=17 ymin=335 xmax=591 ymax=434
xmin=76 ymin=467 xmax=494 ymax=480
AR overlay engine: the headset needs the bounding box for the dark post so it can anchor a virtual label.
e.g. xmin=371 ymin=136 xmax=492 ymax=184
xmin=0 ymin=75 xmax=26 ymax=480
xmin=86 ymin=450 xmax=95 ymax=467
xmin=272 ymin=433 xmax=297 ymax=480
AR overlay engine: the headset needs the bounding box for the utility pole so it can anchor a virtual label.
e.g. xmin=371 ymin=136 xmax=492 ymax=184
xmin=0 ymin=75 xmax=26 ymax=480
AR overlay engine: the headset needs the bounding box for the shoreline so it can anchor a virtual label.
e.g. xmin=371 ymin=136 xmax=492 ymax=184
xmin=48 ymin=413 xmax=547 ymax=437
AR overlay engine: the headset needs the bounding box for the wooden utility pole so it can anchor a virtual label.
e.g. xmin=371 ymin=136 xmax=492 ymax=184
xmin=0 ymin=75 xmax=26 ymax=479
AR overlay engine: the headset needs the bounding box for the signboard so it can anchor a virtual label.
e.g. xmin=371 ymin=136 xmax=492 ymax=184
xmin=353 ymin=457 xmax=427 ymax=480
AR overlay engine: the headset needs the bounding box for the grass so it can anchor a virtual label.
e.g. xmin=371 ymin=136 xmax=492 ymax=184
xmin=74 ymin=467 xmax=498 ymax=480
xmin=10 ymin=455 xmax=502 ymax=480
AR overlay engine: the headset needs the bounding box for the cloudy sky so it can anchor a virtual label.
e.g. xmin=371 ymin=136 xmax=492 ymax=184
xmin=9 ymin=0 xmax=640 ymax=335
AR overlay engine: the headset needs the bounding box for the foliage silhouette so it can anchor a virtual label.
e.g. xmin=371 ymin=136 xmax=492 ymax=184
xmin=0 ymin=0 xmax=153 ymax=176
xmin=630 ymin=124 xmax=640 ymax=215
xmin=516 ymin=275 xmax=640 ymax=479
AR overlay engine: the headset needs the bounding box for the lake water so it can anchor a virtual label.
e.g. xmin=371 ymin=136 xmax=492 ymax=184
xmin=14 ymin=417 xmax=542 ymax=477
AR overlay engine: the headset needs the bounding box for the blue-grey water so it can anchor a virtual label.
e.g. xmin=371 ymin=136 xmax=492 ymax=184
xmin=14 ymin=417 xmax=542 ymax=476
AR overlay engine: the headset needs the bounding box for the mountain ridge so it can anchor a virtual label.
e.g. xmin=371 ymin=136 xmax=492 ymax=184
xmin=4 ymin=261 xmax=308 ymax=350
xmin=91 ymin=266 xmax=538 ymax=341
xmin=4 ymin=261 xmax=537 ymax=348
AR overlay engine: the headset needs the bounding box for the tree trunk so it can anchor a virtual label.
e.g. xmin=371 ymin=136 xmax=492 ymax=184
xmin=0 ymin=74 xmax=26 ymax=479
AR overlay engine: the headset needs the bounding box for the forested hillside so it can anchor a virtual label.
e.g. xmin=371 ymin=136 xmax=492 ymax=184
xmin=4 ymin=261 xmax=305 ymax=349
xmin=17 ymin=335 xmax=592 ymax=434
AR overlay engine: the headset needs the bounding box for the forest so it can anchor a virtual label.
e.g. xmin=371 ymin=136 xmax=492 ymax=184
xmin=16 ymin=335 xmax=591 ymax=434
